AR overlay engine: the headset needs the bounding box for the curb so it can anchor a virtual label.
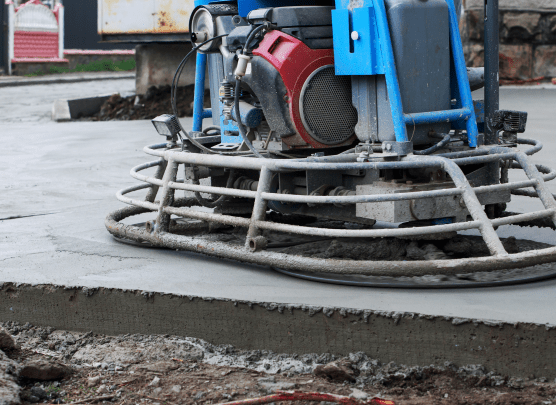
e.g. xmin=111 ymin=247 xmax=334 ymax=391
xmin=0 ymin=72 xmax=135 ymax=88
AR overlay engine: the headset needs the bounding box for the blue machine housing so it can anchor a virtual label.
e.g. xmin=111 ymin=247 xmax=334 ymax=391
xmin=191 ymin=0 xmax=479 ymax=148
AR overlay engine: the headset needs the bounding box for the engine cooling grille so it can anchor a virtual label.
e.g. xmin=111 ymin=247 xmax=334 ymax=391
xmin=299 ymin=65 xmax=358 ymax=145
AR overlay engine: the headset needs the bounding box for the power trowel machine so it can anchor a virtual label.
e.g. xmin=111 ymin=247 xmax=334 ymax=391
xmin=107 ymin=0 xmax=556 ymax=287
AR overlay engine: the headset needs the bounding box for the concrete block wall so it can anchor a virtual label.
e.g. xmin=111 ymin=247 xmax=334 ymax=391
xmin=135 ymin=43 xmax=197 ymax=95
xmin=461 ymin=0 xmax=556 ymax=80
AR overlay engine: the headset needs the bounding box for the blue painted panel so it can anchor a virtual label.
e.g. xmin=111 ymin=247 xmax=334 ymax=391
xmin=220 ymin=106 xmax=242 ymax=143
xmin=332 ymin=6 xmax=383 ymax=76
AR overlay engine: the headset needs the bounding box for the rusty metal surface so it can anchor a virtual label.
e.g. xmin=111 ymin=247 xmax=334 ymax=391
xmin=98 ymin=0 xmax=194 ymax=35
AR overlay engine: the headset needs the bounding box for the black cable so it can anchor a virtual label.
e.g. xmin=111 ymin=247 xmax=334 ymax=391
xmin=170 ymin=35 xmax=253 ymax=156
xmin=414 ymin=134 xmax=451 ymax=155
xmin=233 ymin=79 xmax=266 ymax=159
xmin=230 ymin=24 xmax=270 ymax=159
xmin=193 ymin=169 xmax=236 ymax=208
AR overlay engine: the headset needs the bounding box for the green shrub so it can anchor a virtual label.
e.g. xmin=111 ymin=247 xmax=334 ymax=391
xmin=26 ymin=58 xmax=136 ymax=76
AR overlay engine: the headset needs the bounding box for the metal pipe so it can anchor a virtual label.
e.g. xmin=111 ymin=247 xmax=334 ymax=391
xmin=154 ymin=159 xmax=179 ymax=233
xmin=514 ymin=152 xmax=556 ymax=227
xmin=435 ymin=156 xmax=507 ymax=256
xmin=169 ymin=181 xmax=257 ymax=199
xmin=192 ymin=52 xmax=211 ymax=132
xmin=107 ymin=206 xmax=556 ymax=277
xmin=164 ymin=206 xmax=251 ymax=228
xmin=130 ymin=161 xmax=165 ymax=187
xmin=446 ymin=0 xmax=479 ymax=147
xmin=144 ymin=160 xmax=167 ymax=203
xmin=117 ymin=184 xmax=159 ymax=211
xmin=373 ymin=0 xmax=409 ymax=143
xmin=253 ymin=218 xmax=481 ymax=238
xmin=246 ymin=166 xmax=273 ymax=242
xmin=404 ymin=109 xmax=471 ymax=126
xmin=491 ymin=209 xmax=556 ymax=227
xmin=484 ymin=0 xmax=500 ymax=144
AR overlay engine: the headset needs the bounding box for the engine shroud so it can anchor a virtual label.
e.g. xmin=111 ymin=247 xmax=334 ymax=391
xmin=253 ymin=30 xmax=357 ymax=149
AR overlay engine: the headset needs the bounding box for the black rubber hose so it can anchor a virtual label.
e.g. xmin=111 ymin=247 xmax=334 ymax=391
xmin=244 ymin=24 xmax=267 ymax=52
xmin=229 ymin=24 xmax=271 ymax=159
xmin=233 ymin=79 xmax=266 ymax=159
xmin=414 ymin=134 xmax=451 ymax=155
xmin=193 ymin=169 xmax=236 ymax=208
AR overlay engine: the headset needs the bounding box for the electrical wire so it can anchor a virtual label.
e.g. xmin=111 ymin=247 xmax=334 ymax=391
xmin=170 ymin=34 xmax=253 ymax=156
xmin=233 ymin=79 xmax=266 ymax=158
xmin=231 ymin=24 xmax=271 ymax=159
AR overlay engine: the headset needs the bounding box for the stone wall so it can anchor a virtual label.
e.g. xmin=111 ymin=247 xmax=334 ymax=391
xmin=461 ymin=0 xmax=556 ymax=80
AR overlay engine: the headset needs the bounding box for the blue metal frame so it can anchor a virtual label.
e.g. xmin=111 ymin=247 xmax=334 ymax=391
xmin=192 ymin=53 xmax=212 ymax=132
xmin=333 ymin=0 xmax=479 ymax=147
xmin=332 ymin=6 xmax=383 ymax=76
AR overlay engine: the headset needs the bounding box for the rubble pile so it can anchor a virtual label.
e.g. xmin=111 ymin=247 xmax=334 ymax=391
xmin=1 ymin=322 xmax=555 ymax=404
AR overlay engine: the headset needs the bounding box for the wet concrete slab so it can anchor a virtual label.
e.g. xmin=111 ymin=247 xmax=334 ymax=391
xmin=2 ymin=83 xmax=556 ymax=377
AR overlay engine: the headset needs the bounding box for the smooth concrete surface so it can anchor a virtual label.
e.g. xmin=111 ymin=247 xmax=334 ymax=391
xmin=2 ymin=83 xmax=556 ymax=327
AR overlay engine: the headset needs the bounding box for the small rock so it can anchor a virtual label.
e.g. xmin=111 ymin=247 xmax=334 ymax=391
xmin=257 ymin=376 xmax=276 ymax=383
xmin=139 ymin=361 xmax=179 ymax=373
xmin=149 ymin=376 xmax=161 ymax=387
xmin=28 ymin=395 xmax=40 ymax=403
xmin=0 ymin=328 xmax=16 ymax=351
xmin=194 ymin=392 xmax=206 ymax=400
xmin=30 ymin=386 xmax=47 ymax=399
xmin=87 ymin=376 xmax=101 ymax=387
xmin=97 ymin=384 xmax=109 ymax=394
xmin=153 ymin=387 xmax=163 ymax=395
xmin=349 ymin=388 xmax=369 ymax=400
xmin=314 ymin=360 xmax=356 ymax=382
xmin=20 ymin=360 xmax=72 ymax=381
xmin=258 ymin=382 xmax=296 ymax=393
xmin=171 ymin=385 xmax=181 ymax=393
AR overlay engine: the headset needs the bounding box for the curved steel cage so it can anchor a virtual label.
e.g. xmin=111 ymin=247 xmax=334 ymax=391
xmin=106 ymin=139 xmax=556 ymax=277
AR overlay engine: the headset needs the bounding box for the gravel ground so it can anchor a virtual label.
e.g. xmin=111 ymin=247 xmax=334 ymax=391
xmin=2 ymin=322 xmax=556 ymax=405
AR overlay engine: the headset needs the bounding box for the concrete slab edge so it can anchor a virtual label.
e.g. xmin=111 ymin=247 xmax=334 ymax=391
xmin=52 ymin=94 xmax=114 ymax=122
xmin=1 ymin=282 xmax=555 ymax=379
xmin=0 ymin=73 xmax=135 ymax=88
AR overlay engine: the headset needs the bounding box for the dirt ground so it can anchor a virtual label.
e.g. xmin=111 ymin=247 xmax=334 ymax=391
xmin=1 ymin=322 xmax=556 ymax=405
xmin=89 ymin=85 xmax=210 ymax=121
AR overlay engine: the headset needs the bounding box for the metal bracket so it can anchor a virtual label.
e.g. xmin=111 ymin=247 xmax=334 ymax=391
xmin=382 ymin=141 xmax=413 ymax=156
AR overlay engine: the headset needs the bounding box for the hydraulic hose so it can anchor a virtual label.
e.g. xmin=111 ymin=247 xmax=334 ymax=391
xmin=192 ymin=169 xmax=236 ymax=208
xmin=413 ymin=134 xmax=451 ymax=155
